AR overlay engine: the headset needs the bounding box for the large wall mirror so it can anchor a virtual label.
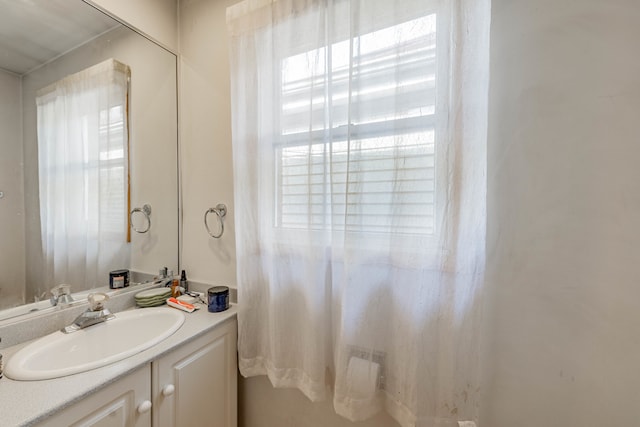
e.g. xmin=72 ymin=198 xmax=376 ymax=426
xmin=0 ymin=0 xmax=178 ymax=320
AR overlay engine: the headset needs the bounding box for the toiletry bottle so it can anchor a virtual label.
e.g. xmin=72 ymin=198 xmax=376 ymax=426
xmin=180 ymin=270 xmax=188 ymax=292
xmin=171 ymin=278 xmax=181 ymax=298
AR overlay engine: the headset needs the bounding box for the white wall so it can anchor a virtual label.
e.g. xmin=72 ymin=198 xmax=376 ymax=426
xmin=179 ymin=0 xmax=237 ymax=290
xmin=0 ymin=70 xmax=25 ymax=308
xmin=482 ymin=0 xmax=640 ymax=425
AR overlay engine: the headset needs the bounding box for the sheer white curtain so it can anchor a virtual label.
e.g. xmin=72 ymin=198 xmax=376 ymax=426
xmin=36 ymin=59 xmax=131 ymax=291
xmin=227 ymin=0 xmax=489 ymax=425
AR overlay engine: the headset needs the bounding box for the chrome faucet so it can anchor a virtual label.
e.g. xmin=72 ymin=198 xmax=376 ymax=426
xmin=155 ymin=267 xmax=174 ymax=287
xmin=50 ymin=284 xmax=74 ymax=307
xmin=61 ymin=293 xmax=115 ymax=333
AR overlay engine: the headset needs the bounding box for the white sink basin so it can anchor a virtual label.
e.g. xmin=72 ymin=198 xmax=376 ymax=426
xmin=5 ymin=307 xmax=184 ymax=381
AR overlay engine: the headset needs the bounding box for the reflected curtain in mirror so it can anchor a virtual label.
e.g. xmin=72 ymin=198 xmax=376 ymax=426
xmin=36 ymin=59 xmax=131 ymax=291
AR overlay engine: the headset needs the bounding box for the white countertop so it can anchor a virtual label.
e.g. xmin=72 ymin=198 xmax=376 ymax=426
xmin=0 ymin=304 xmax=237 ymax=427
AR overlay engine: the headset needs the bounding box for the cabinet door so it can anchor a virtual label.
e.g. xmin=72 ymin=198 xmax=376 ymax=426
xmin=153 ymin=318 xmax=237 ymax=427
xmin=40 ymin=365 xmax=152 ymax=427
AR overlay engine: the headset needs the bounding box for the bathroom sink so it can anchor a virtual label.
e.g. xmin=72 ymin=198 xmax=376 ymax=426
xmin=5 ymin=307 xmax=184 ymax=381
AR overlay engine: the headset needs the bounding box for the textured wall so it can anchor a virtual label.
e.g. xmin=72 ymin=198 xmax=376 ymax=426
xmin=178 ymin=0 xmax=237 ymax=292
xmin=482 ymin=0 xmax=640 ymax=425
xmin=0 ymin=70 xmax=25 ymax=308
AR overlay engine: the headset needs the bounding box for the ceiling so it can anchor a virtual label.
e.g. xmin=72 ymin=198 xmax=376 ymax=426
xmin=0 ymin=0 xmax=120 ymax=75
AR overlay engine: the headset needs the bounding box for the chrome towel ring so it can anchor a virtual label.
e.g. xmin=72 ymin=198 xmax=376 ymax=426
xmin=130 ymin=204 xmax=152 ymax=233
xmin=205 ymin=203 xmax=227 ymax=238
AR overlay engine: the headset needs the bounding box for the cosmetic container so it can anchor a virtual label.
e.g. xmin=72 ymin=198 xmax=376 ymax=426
xmin=207 ymin=286 xmax=229 ymax=312
xmin=109 ymin=269 xmax=129 ymax=289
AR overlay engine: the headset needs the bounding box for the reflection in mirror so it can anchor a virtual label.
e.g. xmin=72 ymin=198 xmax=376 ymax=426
xmin=0 ymin=0 xmax=178 ymax=320
xmin=36 ymin=59 xmax=132 ymax=291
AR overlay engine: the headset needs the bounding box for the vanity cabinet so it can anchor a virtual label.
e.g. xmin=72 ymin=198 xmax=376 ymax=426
xmin=35 ymin=318 xmax=237 ymax=427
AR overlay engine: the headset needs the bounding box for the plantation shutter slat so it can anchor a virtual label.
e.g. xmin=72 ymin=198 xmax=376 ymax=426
xmin=277 ymin=14 xmax=438 ymax=235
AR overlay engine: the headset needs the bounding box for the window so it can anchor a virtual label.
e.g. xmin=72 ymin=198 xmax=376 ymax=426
xmin=275 ymin=13 xmax=443 ymax=235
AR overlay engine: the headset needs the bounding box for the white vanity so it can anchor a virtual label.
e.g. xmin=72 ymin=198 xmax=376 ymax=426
xmin=0 ymin=306 xmax=237 ymax=427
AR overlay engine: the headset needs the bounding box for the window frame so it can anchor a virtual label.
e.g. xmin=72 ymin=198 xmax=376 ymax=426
xmin=266 ymin=2 xmax=452 ymax=254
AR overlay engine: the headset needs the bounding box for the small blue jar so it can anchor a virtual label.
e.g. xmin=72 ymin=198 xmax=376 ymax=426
xmin=207 ymin=286 xmax=230 ymax=312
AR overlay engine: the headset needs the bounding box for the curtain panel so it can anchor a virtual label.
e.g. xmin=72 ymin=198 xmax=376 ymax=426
xmin=227 ymin=1 xmax=489 ymax=425
xmin=36 ymin=58 xmax=131 ymax=292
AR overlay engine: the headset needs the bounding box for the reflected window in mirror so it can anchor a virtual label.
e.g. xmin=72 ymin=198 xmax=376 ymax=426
xmin=36 ymin=59 xmax=131 ymax=291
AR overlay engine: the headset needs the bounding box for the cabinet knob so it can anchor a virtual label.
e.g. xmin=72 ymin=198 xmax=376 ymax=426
xmin=162 ymin=384 xmax=175 ymax=396
xmin=137 ymin=400 xmax=152 ymax=414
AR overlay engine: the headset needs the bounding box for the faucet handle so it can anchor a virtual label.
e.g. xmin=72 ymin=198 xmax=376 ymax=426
xmin=88 ymin=293 xmax=109 ymax=311
xmin=50 ymin=284 xmax=73 ymax=306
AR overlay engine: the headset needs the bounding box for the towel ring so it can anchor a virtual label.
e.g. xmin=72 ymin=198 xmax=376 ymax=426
xmin=205 ymin=203 xmax=227 ymax=238
xmin=130 ymin=204 xmax=152 ymax=233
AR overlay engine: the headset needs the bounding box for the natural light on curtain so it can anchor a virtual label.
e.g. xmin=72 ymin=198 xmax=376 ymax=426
xmin=36 ymin=58 xmax=131 ymax=291
xmin=227 ymin=0 xmax=489 ymax=425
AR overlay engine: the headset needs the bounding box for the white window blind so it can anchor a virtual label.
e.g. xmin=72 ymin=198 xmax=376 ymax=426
xmin=276 ymin=14 xmax=440 ymax=235
xmin=98 ymin=104 xmax=127 ymax=236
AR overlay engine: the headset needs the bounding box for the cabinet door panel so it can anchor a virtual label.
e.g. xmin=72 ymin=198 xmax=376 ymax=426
xmin=71 ymin=397 xmax=130 ymax=427
xmin=154 ymin=319 xmax=237 ymax=427
xmin=40 ymin=365 xmax=151 ymax=427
